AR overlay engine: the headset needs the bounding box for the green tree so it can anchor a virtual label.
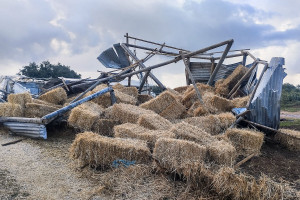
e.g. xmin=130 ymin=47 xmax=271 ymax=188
xmin=18 ymin=61 xmax=81 ymax=78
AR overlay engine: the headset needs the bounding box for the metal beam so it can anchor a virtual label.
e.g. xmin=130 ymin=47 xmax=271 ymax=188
xmin=207 ymin=40 xmax=234 ymax=85
xmin=121 ymin=43 xmax=166 ymax=90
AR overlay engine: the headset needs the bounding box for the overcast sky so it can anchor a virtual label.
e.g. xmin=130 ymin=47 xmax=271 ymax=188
xmin=0 ymin=0 xmax=299 ymax=87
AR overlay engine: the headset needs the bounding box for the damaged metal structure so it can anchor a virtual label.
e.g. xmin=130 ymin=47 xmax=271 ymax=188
xmin=0 ymin=33 xmax=286 ymax=138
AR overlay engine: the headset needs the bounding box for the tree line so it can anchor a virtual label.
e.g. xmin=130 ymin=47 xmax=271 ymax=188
xmin=18 ymin=61 xmax=81 ymax=79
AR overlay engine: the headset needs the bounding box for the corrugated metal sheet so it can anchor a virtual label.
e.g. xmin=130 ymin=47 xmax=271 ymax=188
xmin=188 ymin=61 xmax=242 ymax=84
xmin=97 ymin=43 xmax=130 ymax=69
xmin=247 ymin=57 xmax=286 ymax=129
xmin=3 ymin=122 xmax=47 ymax=139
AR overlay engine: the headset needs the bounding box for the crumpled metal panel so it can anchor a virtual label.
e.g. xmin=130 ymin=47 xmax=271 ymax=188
xmin=248 ymin=57 xmax=286 ymax=129
xmin=97 ymin=43 xmax=130 ymax=69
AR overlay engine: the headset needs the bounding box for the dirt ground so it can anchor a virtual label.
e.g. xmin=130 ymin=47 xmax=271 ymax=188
xmin=1 ymin=122 xmax=300 ymax=199
xmin=281 ymin=111 xmax=300 ymax=119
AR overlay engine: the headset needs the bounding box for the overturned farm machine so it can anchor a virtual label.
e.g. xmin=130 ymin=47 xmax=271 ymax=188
xmin=0 ymin=33 xmax=286 ymax=139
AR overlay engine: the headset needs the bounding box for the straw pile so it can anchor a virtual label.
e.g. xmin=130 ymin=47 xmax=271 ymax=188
xmin=137 ymin=94 xmax=153 ymax=104
xmin=138 ymin=114 xmax=172 ymax=130
xmin=159 ymin=100 xmax=186 ymax=120
xmin=91 ymin=119 xmax=119 ymax=137
xmin=209 ymin=95 xmax=234 ymax=112
xmin=68 ymin=102 xmax=103 ymax=131
xmin=39 ymin=87 xmax=67 ymax=105
xmin=231 ymin=96 xmax=250 ymax=108
xmin=7 ymin=92 xmax=32 ymax=108
xmin=111 ymin=103 xmax=154 ymax=123
xmin=225 ymin=128 xmax=264 ymax=156
xmin=153 ymin=138 xmax=207 ymax=177
xmin=140 ymin=91 xmax=177 ymax=114
xmin=275 ymin=129 xmax=300 ymax=151
xmin=0 ymin=103 xmax=23 ymax=117
xmin=215 ymin=65 xmax=248 ymax=96
xmin=112 ymin=83 xmax=124 ymax=89
xmin=208 ymin=140 xmax=237 ymax=166
xmin=170 ymin=122 xmax=216 ymax=145
xmin=184 ymin=112 xmax=236 ymax=135
xmin=70 ymin=131 xmax=151 ymax=168
xmin=213 ymin=167 xmax=283 ymax=200
xmin=25 ymin=103 xmax=58 ymax=118
xmin=114 ymin=123 xmax=175 ymax=149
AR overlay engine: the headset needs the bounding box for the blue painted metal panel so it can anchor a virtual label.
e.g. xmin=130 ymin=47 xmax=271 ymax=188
xmin=247 ymin=57 xmax=286 ymax=129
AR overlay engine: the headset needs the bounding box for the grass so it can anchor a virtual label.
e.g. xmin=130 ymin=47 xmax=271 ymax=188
xmin=281 ymin=101 xmax=300 ymax=112
xmin=280 ymin=119 xmax=300 ymax=131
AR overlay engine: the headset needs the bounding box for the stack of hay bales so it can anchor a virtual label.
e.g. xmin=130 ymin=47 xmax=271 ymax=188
xmin=70 ymin=131 xmax=151 ymax=168
xmin=207 ymin=140 xmax=237 ymax=166
xmin=170 ymin=122 xmax=216 ymax=145
xmin=39 ymin=87 xmax=67 ymax=105
xmin=184 ymin=112 xmax=236 ymax=135
xmin=114 ymin=123 xmax=175 ymax=149
xmin=173 ymin=85 xmax=190 ymax=94
xmin=111 ymin=103 xmax=154 ymax=123
xmin=215 ymin=65 xmax=248 ymax=96
xmin=68 ymin=102 xmax=104 ymax=131
xmin=153 ymin=138 xmax=207 ymax=179
xmin=225 ymin=128 xmax=264 ymax=156
xmin=0 ymin=92 xmax=34 ymax=117
xmin=138 ymin=114 xmax=172 ymax=130
xmin=0 ymin=103 xmax=24 ymax=117
xmin=275 ymin=129 xmax=300 ymax=151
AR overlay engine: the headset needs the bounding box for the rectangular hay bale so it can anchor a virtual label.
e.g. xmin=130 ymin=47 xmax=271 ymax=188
xmin=159 ymin=100 xmax=186 ymax=120
xmin=275 ymin=129 xmax=300 ymax=151
xmin=25 ymin=103 xmax=58 ymax=118
xmin=184 ymin=112 xmax=236 ymax=135
xmin=138 ymin=114 xmax=172 ymax=130
xmin=7 ymin=92 xmax=32 ymax=108
xmin=208 ymin=140 xmax=237 ymax=166
xmin=170 ymin=122 xmax=216 ymax=145
xmin=111 ymin=103 xmax=154 ymax=123
xmin=153 ymin=138 xmax=207 ymax=176
xmin=225 ymin=128 xmax=264 ymax=156
xmin=70 ymin=131 xmax=151 ymax=168
xmin=140 ymin=91 xmax=177 ymax=114
xmin=91 ymin=119 xmax=119 ymax=137
xmin=39 ymin=87 xmax=67 ymax=105
xmin=114 ymin=123 xmax=175 ymax=150
xmin=0 ymin=103 xmax=24 ymax=117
